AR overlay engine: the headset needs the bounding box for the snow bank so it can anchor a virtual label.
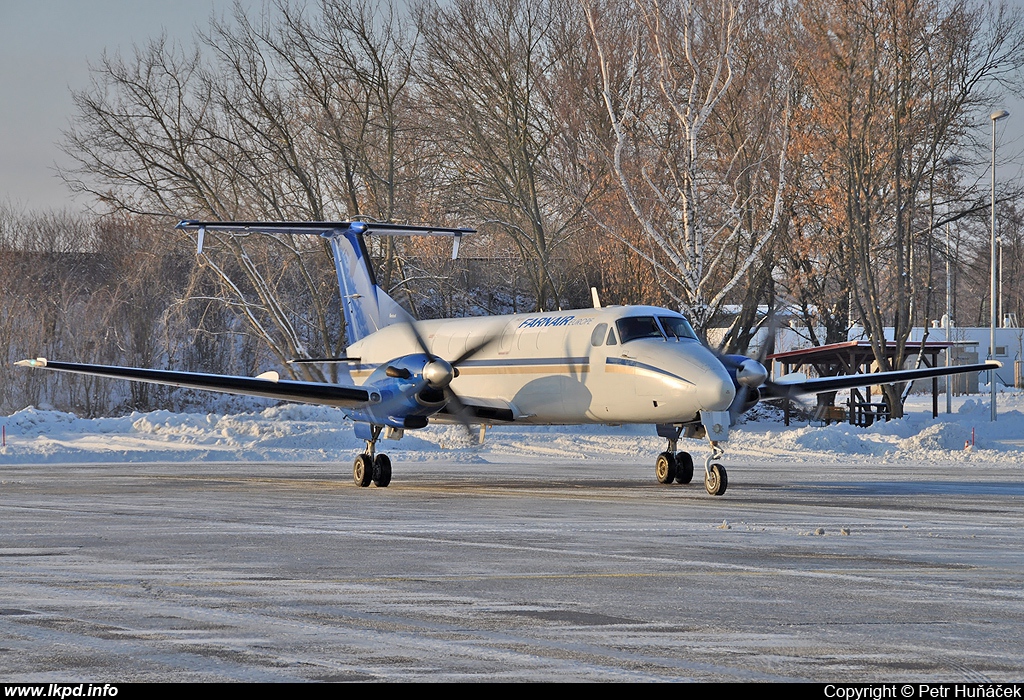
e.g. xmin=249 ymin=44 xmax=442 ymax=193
xmin=2 ymin=391 xmax=1023 ymax=467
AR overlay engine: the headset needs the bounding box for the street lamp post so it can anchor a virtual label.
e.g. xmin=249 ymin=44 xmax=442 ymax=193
xmin=943 ymin=154 xmax=959 ymax=415
xmin=946 ymin=217 xmax=953 ymax=414
xmin=990 ymin=109 xmax=1009 ymax=422
xmin=998 ymin=237 xmax=1004 ymax=328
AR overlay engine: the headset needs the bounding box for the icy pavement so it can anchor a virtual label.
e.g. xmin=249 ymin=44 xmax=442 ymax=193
xmin=2 ymin=457 xmax=1023 ymax=681
xmin=1 ymin=391 xmax=1023 ymax=681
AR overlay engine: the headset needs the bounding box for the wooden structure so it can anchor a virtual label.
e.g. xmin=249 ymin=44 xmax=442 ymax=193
xmin=765 ymin=340 xmax=955 ymax=426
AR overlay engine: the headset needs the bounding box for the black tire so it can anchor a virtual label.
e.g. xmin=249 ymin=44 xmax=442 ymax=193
xmin=372 ymin=453 xmax=392 ymax=487
xmin=704 ymin=463 xmax=728 ymax=496
xmin=353 ymin=454 xmax=373 ymax=487
xmin=675 ymin=451 xmax=694 ymax=484
xmin=655 ymin=451 xmax=677 ymax=484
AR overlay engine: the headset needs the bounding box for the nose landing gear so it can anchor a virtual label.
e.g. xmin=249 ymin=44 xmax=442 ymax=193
xmin=703 ymin=442 xmax=727 ymax=496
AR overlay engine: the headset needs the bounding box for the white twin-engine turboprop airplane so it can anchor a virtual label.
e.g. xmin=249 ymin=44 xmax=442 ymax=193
xmin=17 ymin=220 xmax=1000 ymax=495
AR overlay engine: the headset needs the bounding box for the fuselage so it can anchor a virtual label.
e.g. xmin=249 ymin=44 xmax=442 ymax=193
xmin=346 ymin=306 xmax=736 ymax=425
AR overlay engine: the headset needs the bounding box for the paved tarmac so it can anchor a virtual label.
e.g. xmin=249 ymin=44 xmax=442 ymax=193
xmin=1 ymin=458 xmax=1023 ymax=682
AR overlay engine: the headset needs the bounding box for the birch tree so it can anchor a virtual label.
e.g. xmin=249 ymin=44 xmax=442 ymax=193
xmin=582 ymin=0 xmax=791 ymax=337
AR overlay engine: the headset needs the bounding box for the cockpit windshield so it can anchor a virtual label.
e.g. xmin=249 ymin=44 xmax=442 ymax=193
xmin=658 ymin=316 xmax=698 ymax=341
xmin=613 ymin=315 xmax=699 ymax=344
xmin=615 ymin=316 xmax=665 ymax=344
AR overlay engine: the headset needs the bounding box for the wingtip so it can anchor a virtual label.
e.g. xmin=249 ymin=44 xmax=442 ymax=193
xmin=15 ymin=357 xmax=47 ymax=368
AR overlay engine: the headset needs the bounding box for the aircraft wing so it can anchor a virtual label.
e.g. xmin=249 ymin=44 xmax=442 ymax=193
xmin=759 ymin=361 xmax=1001 ymax=399
xmin=14 ymin=359 xmax=373 ymax=408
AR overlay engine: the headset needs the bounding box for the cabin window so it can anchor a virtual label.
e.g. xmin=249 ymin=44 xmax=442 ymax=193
xmin=591 ymin=323 xmax=608 ymax=347
xmin=658 ymin=316 xmax=698 ymax=341
xmin=615 ymin=316 xmax=665 ymax=344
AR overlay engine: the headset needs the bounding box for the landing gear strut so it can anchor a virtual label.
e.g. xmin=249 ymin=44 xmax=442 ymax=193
xmin=654 ymin=422 xmax=725 ymax=495
xmin=703 ymin=441 xmax=727 ymax=496
xmin=353 ymin=425 xmax=392 ymax=487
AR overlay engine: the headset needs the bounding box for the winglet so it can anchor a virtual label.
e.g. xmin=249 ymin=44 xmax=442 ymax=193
xmin=176 ymin=220 xmax=206 ymax=255
xmin=15 ymin=357 xmax=47 ymax=368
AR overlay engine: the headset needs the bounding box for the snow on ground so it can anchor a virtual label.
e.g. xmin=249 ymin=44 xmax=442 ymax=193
xmin=2 ymin=388 xmax=1024 ymax=467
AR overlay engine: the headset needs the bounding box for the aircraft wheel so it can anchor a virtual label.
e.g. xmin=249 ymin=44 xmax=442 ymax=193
xmin=704 ymin=463 xmax=728 ymax=496
xmin=372 ymin=453 xmax=392 ymax=487
xmin=353 ymin=454 xmax=373 ymax=487
xmin=655 ymin=451 xmax=677 ymax=484
xmin=674 ymin=451 xmax=694 ymax=484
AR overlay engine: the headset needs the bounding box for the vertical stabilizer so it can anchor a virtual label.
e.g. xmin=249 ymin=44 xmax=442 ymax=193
xmin=326 ymin=230 xmax=414 ymax=342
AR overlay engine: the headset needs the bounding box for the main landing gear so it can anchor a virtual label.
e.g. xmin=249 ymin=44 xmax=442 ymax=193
xmin=353 ymin=425 xmax=392 ymax=488
xmin=655 ymin=425 xmax=728 ymax=496
xmin=655 ymin=450 xmax=694 ymax=485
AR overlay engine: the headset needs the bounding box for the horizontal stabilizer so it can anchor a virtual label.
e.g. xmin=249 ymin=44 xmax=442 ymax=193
xmin=177 ymin=220 xmax=474 ymax=261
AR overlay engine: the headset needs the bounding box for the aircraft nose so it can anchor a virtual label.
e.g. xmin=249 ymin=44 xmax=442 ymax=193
xmin=696 ymin=366 xmax=736 ymax=411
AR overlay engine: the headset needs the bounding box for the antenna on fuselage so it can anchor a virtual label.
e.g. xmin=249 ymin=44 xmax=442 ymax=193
xmin=591 ymin=287 xmax=602 ymax=309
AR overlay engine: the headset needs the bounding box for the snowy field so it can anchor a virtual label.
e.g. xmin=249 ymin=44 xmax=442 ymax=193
xmin=3 ymin=389 xmax=1024 ymax=469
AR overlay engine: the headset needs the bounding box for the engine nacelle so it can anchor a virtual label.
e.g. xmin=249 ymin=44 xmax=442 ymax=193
xmin=348 ymin=352 xmax=452 ymax=429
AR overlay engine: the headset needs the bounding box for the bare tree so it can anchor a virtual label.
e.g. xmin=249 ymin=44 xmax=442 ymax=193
xmin=416 ymin=0 xmax=592 ymax=311
xmin=792 ymin=0 xmax=1024 ymax=415
xmin=59 ymin=1 xmax=426 ymax=377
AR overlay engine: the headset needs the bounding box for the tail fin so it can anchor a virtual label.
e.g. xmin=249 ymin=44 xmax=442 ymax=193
xmin=325 ymin=229 xmax=413 ymax=341
xmin=177 ymin=220 xmax=474 ymax=343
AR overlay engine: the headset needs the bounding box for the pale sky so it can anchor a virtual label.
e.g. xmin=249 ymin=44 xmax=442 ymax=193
xmin=0 ymin=0 xmax=237 ymax=212
xmin=0 ymin=0 xmax=1021 ymax=213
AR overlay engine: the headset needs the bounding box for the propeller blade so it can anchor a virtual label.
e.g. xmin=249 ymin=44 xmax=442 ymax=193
xmin=729 ymin=384 xmax=749 ymax=424
xmin=443 ymin=387 xmax=478 ymax=441
xmin=401 ymin=322 xmax=436 ymax=362
xmin=450 ymin=333 xmax=501 ymax=367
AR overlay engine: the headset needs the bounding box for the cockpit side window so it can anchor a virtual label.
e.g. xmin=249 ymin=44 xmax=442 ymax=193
xmin=658 ymin=316 xmax=698 ymax=341
xmin=615 ymin=316 xmax=665 ymax=344
xmin=606 ymin=328 xmax=617 ymax=345
xmin=590 ymin=323 xmax=608 ymax=347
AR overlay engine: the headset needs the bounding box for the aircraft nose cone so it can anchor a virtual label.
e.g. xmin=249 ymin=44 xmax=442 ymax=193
xmin=697 ymin=368 xmax=736 ymax=411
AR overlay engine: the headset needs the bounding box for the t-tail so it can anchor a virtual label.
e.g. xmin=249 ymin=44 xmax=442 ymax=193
xmin=176 ymin=220 xmax=473 ymax=343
